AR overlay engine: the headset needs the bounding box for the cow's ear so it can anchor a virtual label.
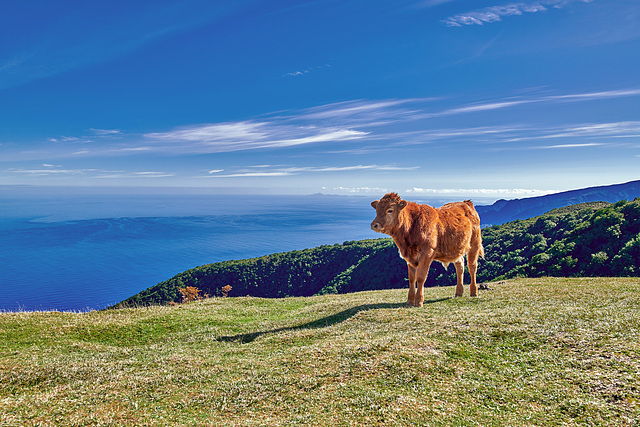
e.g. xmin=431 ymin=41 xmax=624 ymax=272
xmin=371 ymin=200 xmax=379 ymax=209
xmin=398 ymin=200 xmax=408 ymax=210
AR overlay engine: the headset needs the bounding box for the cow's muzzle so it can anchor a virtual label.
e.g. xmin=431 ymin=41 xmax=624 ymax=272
xmin=370 ymin=221 xmax=382 ymax=232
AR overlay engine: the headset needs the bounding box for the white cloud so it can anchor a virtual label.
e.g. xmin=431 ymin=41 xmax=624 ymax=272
xmin=110 ymin=147 xmax=153 ymax=152
xmin=90 ymin=128 xmax=121 ymax=136
xmin=51 ymin=136 xmax=81 ymax=143
xmin=283 ymin=64 xmax=331 ymax=77
xmin=443 ymin=0 xmax=592 ymax=27
xmin=536 ymin=142 xmax=603 ymax=149
xmin=542 ymin=122 xmax=640 ymax=138
xmin=300 ymin=99 xmax=416 ymax=121
xmin=40 ymin=87 xmax=640 ymax=157
xmin=502 ymin=121 xmax=640 ymax=144
xmin=406 ymin=187 xmax=557 ymax=197
xmin=438 ymin=100 xmax=536 ymax=115
xmin=95 ymin=171 xmax=175 ymax=179
xmin=415 ymin=0 xmax=457 ymax=8
xmin=285 ymin=70 xmax=309 ymax=77
xmin=322 ymin=186 xmax=391 ymax=194
xmin=144 ymin=121 xmax=369 ymax=153
xmin=8 ymin=167 xmax=99 ymax=176
xmin=7 ymin=167 xmax=173 ymax=179
xmin=146 ymin=121 xmax=266 ymax=143
xmin=202 ymin=164 xmax=417 ymax=178
xmin=321 ymin=186 xmax=557 ymax=198
xmin=204 ymin=171 xmax=294 ymax=178
xmin=545 ymin=89 xmax=640 ymax=102
xmin=275 ymin=129 xmax=369 ymax=147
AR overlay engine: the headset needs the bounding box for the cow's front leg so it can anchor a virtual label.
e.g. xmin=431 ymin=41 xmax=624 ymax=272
xmin=407 ymin=263 xmax=416 ymax=307
xmin=414 ymin=256 xmax=434 ymax=307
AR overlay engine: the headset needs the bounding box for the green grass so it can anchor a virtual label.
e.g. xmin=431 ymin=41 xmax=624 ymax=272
xmin=2 ymin=278 xmax=639 ymax=426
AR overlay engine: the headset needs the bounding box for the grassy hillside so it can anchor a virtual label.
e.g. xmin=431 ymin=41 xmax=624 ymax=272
xmin=115 ymin=199 xmax=640 ymax=308
xmin=2 ymin=278 xmax=639 ymax=426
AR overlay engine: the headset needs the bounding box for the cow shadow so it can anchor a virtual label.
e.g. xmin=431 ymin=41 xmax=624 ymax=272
xmin=215 ymin=297 xmax=450 ymax=344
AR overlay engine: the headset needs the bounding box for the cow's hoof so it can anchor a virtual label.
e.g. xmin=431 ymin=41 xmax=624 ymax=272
xmin=405 ymin=301 xmax=414 ymax=308
xmin=415 ymin=302 xmax=423 ymax=308
xmin=454 ymin=293 xmax=463 ymax=298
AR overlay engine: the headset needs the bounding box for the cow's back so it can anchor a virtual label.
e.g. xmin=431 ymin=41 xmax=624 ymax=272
xmin=432 ymin=200 xmax=481 ymax=261
xmin=438 ymin=200 xmax=480 ymax=228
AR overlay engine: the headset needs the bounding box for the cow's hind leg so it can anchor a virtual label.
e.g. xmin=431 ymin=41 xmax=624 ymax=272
xmin=467 ymin=248 xmax=481 ymax=297
xmin=453 ymin=258 xmax=465 ymax=297
xmin=407 ymin=263 xmax=417 ymax=307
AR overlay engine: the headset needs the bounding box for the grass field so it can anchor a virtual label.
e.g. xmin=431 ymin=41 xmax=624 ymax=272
xmin=1 ymin=278 xmax=639 ymax=426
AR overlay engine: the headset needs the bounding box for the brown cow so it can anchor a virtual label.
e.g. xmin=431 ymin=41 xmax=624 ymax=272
xmin=370 ymin=193 xmax=484 ymax=306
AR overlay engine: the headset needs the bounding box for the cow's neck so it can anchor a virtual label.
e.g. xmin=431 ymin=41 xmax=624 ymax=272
xmin=390 ymin=206 xmax=414 ymax=247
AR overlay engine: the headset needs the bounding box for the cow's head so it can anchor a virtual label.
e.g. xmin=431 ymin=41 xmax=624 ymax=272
xmin=370 ymin=193 xmax=407 ymax=234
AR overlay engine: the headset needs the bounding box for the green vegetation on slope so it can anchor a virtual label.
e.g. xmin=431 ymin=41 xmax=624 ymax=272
xmin=2 ymin=279 xmax=639 ymax=426
xmin=116 ymin=199 xmax=640 ymax=308
xmin=481 ymin=199 xmax=640 ymax=279
xmin=114 ymin=239 xmax=407 ymax=308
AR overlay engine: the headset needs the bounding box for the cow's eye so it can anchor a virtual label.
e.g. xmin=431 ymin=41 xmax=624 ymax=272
xmin=387 ymin=209 xmax=393 ymax=214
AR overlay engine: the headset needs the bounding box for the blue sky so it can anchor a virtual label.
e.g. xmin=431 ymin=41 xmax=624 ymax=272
xmin=1 ymin=0 xmax=639 ymax=200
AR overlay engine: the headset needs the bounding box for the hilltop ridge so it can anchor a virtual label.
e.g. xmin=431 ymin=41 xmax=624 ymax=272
xmin=115 ymin=198 xmax=640 ymax=308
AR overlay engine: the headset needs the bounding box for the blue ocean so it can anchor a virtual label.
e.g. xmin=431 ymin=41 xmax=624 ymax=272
xmin=0 ymin=187 xmax=471 ymax=312
xmin=0 ymin=188 xmax=395 ymax=312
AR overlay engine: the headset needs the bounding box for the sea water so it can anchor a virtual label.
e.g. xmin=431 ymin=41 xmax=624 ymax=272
xmin=0 ymin=187 xmax=476 ymax=312
xmin=0 ymin=188 xmax=384 ymax=311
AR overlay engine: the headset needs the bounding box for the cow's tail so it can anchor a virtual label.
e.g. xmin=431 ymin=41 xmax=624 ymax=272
xmin=465 ymin=199 xmax=485 ymax=260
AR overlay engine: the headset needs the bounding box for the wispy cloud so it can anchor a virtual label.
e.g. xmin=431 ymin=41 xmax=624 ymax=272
xmin=539 ymin=122 xmax=640 ymax=139
xmin=7 ymin=166 xmax=173 ymax=179
xmin=406 ymin=187 xmax=556 ymax=195
xmin=408 ymin=88 xmax=640 ymax=122
xmin=544 ymin=89 xmax=640 ymax=102
xmin=298 ymin=99 xmax=424 ymax=125
xmin=322 ymin=186 xmax=392 ymax=194
xmin=535 ymin=142 xmax=603 ymax=149
xmin=282 ymin=64 xmax=331 ymax=77
xmin=145 ymin=121 xmax=369 ymax=153
xmin=204 ymin=164 xmax=417 ymax=178
xmin=301 ymin=99 xmax=414 ymax=119
xmin=8 ymin=168 xmax=97 ymax=176
xmin=90 ymin=128 xmax=121 ymax=136
xmin=94 ymin=171 xmax=175 ymax=179
xmin=415 ymin=0 xmax=457 ymax=8
xmin=39 ymin=87 xmax=640 ymax=157
xmin=285 ymin=70 xmax=310 ymax=77
xmin=503 ymin=121 xmax=640 ymax=143
xmin=438 ymin=99 xmax=535 ymax=115
xmin=325 ymin=186 xmax=556 ymax=198
xmin=443 ymin=0 xmax=592 ymax=27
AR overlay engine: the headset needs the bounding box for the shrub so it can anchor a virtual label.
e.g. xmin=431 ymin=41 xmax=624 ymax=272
xmin=179 ymin=286 xmax=203 ymax=302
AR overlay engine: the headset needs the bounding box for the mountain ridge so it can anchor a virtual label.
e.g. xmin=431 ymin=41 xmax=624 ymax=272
xmin=476 ymin=179 xmax=640 ymax=226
